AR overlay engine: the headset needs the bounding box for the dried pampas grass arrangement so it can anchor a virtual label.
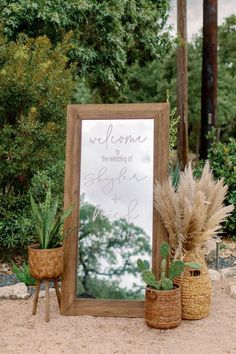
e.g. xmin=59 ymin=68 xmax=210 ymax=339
xmin=154 ymin=162 xmax=234 ymax=259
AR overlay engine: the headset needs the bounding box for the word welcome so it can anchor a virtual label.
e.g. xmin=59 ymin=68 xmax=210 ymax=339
xmin=89 ymin=124 xmax=148 ymax=150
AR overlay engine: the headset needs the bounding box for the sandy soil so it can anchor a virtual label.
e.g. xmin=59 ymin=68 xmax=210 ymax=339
xmin=0 ymin=280 xmax=236 ymax=354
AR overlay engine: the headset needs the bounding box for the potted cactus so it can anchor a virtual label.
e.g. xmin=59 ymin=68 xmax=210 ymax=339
xmin=154 ymin=162 xmax=234 ymax=319
xmin=137 ymin=242 xmax=199 ymax=329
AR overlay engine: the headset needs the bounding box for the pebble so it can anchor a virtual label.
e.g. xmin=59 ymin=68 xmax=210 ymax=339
xmin=207 ymin=256 xmax=236 ymax=270
xmin=0 ymin=283 xmax=30 ymax=300
xmin=0 ymin=274 xmax=19 ymax=287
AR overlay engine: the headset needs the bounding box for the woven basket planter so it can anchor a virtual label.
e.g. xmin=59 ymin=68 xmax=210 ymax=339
xmin=175 ymin=252 xmax=211 ymax=320
xmin=28 ymin=244 xmax=64 ymax=280
xmin=145 ymin=284 xmax=181 ymax=329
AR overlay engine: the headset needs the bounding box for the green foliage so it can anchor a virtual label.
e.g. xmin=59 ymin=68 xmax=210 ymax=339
xmin=207 ymin=135 xmax=236 ymax=236
xmin=169 ymin=260 xmax=184 ymax=280
xmin=160 ymin=241 xmax=169 ymax=259
xmin=170 ymin=163 xmax=180 ymax=190
xmin=0 ymin=212 xmax=34 ymax=249
xmin=30 ymin=187 xmax=72 ymax=249
xmin=79 ymin=277 xmax=143 ymax=300
xmin=0 ymin=29 xmax=74 ymax=250
xmin=78 ymin=199 xmax=151 ymax=299
xmin=137 ymin=259 xmax=149 ymax=272
xmin=137 ymin=242 xmax=199 ymax=291
xmin=29 ymin=161 xmax=65 ymax=206
xmin=12 ymin=262 xmax=36 ymax=286
xmin=125 ymin=59 xmax=179 ymax=152
xmin=160 ymin=277 xmax=173 ymax=290
xmin=0 ymin=0 xmax=172 ymax=102
xmin=142 ymin=270 xmax=160 ymax=290
xmin=125 ymin=14 xmax=236 ymax=151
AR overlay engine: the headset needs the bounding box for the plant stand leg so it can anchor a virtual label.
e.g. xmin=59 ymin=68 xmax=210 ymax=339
xmin=32 ymin=281 xmax=41 ymax=315
xmin=45 ymin=280 xmax=50 ymax=322
xmin=54 ymin=279 xmax=61 ymax=308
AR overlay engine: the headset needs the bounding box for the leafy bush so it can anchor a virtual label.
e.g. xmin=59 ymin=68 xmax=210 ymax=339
xmin=0 ymin=0 xmax=172 ymax=102
xmin=12 ymin=262 xmax=36 ymax=286
xmin=207 ymin=137 xmax=236 ymax=237
xmin=0 ymin=30 xmax=74 ymax=250
xmin=0 ymin=213 xmax=34 ymax=249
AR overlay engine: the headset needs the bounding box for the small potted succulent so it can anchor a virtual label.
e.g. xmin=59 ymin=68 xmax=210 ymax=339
xmin=137 ymin=242 xmax=199 ymax=329
xmin=28 ymin=187 xmax=72 ymax=280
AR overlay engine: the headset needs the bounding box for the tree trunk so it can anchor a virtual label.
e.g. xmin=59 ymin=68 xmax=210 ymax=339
xmin=200 ymin=0 xmax=218 ymax=160
xmin=177 ymin=0 xmax=188 ymax=169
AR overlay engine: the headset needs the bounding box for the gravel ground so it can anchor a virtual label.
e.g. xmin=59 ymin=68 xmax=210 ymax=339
xmin=0 ymin=273 xmax=19 ymax=287
xmin=0 ymin=274 xmax=55 ymax=294
xmin=0 ymin=280 xmax=236 ymax=354
xmin=208 ymin=256 xmax=236 ymax=270
xmin=1 ymin=256 xmax=235 ymax=290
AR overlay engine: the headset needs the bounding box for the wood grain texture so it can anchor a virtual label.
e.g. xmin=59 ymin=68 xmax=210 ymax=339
xmin=45 ymin=281 xmax=50 ymax=322
xmin=61 ymin=103 xmax=169 ymax=317
xmin=54 ymin=279 xmax=61 ymax=307
xmin=32 ymin=281 xmax=41 ymax=315
xmin=177 ymin=0 xmax=189 ymax=167
xmin=64 ymin=299 xmax=144 ymax=317
xmin=152 ymin=106 xmax=169 ymax=278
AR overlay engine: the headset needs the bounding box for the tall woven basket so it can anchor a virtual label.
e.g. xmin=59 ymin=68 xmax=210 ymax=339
xmin=28 ymin=244 xmax=64 ymax=280
xmin=176 ymin=252 xmax=211 ymax=320
xmin=145 ymin=285 xmax=181 ymax=329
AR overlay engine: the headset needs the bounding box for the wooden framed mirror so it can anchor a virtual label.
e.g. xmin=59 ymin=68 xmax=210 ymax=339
xmin=61 ymin=103 xmax=169 ymax=317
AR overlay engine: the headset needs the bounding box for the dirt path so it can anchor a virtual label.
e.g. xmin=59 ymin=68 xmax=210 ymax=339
xmin=0 ymin=280 xmax=236 ymax=354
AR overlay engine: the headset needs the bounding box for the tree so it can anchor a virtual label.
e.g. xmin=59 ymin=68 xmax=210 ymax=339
xmin=0 ymin=0 xmax=172 ymax=102
xmin=125 ymin=14 xmax=236 ymax=153
xmin=0 ymin=30 xmax=75 ymax=249
xmin=200 ymin=0 xmax=218 ymax=160
xmin=78 ymin=199 xmax=151 ymax=299
xmin=177 ymin=0 xmax=188 ymax=168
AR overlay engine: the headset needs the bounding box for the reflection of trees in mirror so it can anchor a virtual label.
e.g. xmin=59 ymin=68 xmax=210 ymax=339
xmin=78 ymin=197 xmax=151 ymax=300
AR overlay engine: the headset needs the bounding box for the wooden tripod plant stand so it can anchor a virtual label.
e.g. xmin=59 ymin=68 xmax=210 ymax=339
xmin=32 ymin=278 xmax=61 ymax=322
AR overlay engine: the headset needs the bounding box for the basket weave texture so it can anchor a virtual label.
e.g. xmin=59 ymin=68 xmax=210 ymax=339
xmin=28 ymin=244 xmax=64 ymax=280
xmin=175 ymin=252 xmax=211 ymax=320
xmin=145 ymin=285 xmax=181 ymax=329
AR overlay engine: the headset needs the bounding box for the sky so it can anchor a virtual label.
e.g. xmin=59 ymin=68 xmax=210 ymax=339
xmin=168 ymin=0 xmax=236 ymax=40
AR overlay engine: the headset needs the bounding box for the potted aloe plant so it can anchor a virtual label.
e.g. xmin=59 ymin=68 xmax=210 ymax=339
xmin=28 ymin=187 xmax=72 ymax=280
xmin=137 ymin=242 xmax=199 ymax=329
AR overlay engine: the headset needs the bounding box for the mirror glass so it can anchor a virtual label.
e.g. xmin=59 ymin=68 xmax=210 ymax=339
xmin=77 ymin=119 xmax=154 ymax=300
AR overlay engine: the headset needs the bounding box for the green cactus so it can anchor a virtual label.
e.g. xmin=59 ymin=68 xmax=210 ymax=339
xmin=159 ymin=277 xmax=173 ymax=290
xmin=142 ymin=270 xmax=160 ymax=290
xmin=169 ymin=260 xmax=185 ymax=280
xmin=137 ymin=242 xmax=200 ymax=291
xmin=160 ymin=242 xmax=170 ymax=259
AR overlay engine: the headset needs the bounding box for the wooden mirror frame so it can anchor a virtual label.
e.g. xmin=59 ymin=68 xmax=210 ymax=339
xmin=61 ymin=103 xmax=169 ymax=317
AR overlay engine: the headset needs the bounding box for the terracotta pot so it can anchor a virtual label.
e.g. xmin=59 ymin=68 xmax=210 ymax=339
xmin=175 ymin=252 xmax=211 ymax=320
xmin=145 ymin=284 xmax=181 ymax=329
xmin=28 ymin=244 xmax=64 ymax=280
